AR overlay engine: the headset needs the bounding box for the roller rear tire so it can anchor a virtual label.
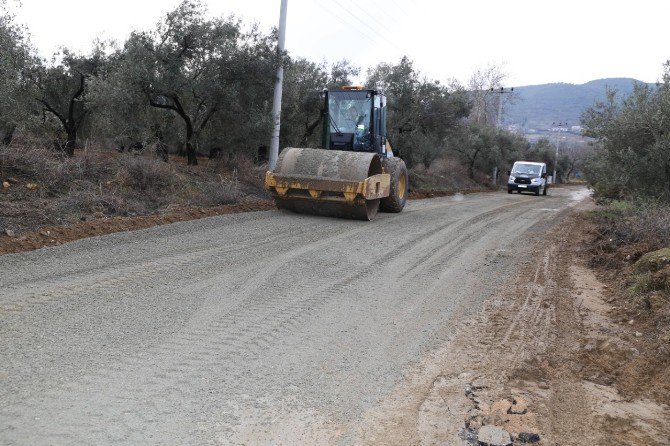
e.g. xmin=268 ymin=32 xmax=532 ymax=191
xmin=380 ymin=157 xmax=408 ymax=213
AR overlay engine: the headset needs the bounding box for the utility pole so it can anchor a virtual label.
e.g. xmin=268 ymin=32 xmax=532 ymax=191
xmin=490 ymin=86 xmax=514 ymax=129
xmin=268 ymin=0 xmax=288 ymax=170
xmin=551 ymin=122 xmax=567 ymax=184
xmin=490 ymin=86 xmax=514 ymax=187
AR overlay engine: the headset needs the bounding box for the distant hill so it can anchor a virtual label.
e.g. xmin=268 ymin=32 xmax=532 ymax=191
xmin=504 ymin=78 xmax=652 ymax=130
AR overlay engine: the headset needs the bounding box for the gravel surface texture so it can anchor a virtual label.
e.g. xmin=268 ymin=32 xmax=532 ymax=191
xmin=1 ymin=187 xmax=584 ymax=445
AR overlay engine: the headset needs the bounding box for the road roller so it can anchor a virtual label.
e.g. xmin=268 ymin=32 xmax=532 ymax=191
xmin=265 ymin=87 xmax=408 ymax=220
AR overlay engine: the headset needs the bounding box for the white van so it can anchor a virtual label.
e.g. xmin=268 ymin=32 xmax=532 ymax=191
xmin=507 ymin=161 xmax=548 ymax=196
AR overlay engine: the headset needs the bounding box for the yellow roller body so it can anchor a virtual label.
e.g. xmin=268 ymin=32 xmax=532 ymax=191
xmin=265 ymin=147 xmax=391 ymax=220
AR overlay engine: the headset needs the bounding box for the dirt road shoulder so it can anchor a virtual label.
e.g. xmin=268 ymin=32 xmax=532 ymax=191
xmin=0 ymin=200 xmax=274 ymax=256
xmin=354 ymin=203 xmax=670 ymax=445
xmin=0 ymin=189 xmax=489 ymax=256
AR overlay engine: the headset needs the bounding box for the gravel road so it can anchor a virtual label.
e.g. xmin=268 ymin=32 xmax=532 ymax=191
xmin=0 ymin=187 xmax=587 ymax=445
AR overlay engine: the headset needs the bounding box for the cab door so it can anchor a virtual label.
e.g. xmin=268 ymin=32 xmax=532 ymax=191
xmin=372 ymin=94 xmax=384 ymax=155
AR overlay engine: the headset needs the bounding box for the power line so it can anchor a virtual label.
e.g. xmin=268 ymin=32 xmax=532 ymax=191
xmin=368 ymin=0 xmax=401 ymax=26
xmin=387 ymin=0 xmax=412 ymax=17
xmin=359 ymin=0 xmax=407 ymax=30
xmin=328 ymin=0 xmax=401 ymax=51
xmin=334 ymin=0 xmax=401 ymax=44
xmin=312 ymin=1 xmax=356 ymax=32
xmin=312 ymin=1 xmax=389 ymax=51
xmin=327 ymin=0 xmax=412 ymax=61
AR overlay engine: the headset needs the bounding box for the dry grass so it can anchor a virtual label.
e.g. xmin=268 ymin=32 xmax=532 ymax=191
xmin=409 ymin=156 xmax=485 ymax=191
xmin=586 ymin=200 xmax=670 ymax=317
xmin=589 ymin=200 xmax=670 ymax=260
xmin=0 ymin=144 xmax=265 ymax=234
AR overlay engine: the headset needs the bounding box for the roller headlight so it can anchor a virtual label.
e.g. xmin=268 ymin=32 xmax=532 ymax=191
xmin=508 ymin=175 xmax=516 ymax=182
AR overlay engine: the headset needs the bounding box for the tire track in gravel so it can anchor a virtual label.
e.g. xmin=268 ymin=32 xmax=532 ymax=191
xmin=0 ymin=189 xmax=583 ymax=445
xmin=2 ymin=200 xmax=516 ymax=443
xmin=499 ymin=250 xmax=555 ymax=361
xmin=0 ymin=226 xmax=329 ymax=315
xmin=398 ymin=199 xmax=530 ymax=283
xmin=218 ymin=200 xmax=524 ymax=363
xmin=0 ymin=221 xmax=387 ymax=442
xmin=3 ymin=198 xmax=532 ymax=444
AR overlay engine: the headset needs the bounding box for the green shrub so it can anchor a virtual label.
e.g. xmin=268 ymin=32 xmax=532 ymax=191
xmin=629 ymin=272 xmax=653 ymax=296
xmin=582 ymin=62 xmax=670 ymax=202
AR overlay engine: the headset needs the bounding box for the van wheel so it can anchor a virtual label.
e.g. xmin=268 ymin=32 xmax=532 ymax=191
xmin=534 ymin=188 xmax=540 ymax=196
xmin=543 ymin=185 xmax=548 ymax=196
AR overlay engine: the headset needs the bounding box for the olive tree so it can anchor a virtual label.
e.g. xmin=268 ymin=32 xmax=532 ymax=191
xmin=30 ymin=49 xmax=105 ymax=155
xmin=582 ymin=63 xmax=670 ymax=201
xmin=0 ymin=1 xmax=36 ymax=144
xmin=197 ymin=24 xmax=278 ymax=158
xmin=88 ymin=52 xmax=177 ymax=158
xmin=120 ymin=0 xmax=277 ymax=165
xmin=366 ymin=56 xmax=470 ymax=168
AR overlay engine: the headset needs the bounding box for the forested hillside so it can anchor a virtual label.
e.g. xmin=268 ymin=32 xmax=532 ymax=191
xmin=506 ymin=78 xmax=652 ymax=129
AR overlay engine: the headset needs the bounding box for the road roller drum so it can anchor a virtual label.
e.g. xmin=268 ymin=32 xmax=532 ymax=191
xmin=265 ymin=147 xmax=390 ymax=220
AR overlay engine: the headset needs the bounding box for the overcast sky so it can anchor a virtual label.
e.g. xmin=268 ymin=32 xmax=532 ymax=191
xmin=9 ymin=0 xmax=669 ymax=87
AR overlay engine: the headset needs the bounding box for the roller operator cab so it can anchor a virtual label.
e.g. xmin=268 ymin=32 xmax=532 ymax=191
xmin=265 ymin=87 xmax=408 ymax=221
xmin=323 ymin=87 xmax=394 ymax=157
xmin=507 ymin=161 xmax=548 ymax=196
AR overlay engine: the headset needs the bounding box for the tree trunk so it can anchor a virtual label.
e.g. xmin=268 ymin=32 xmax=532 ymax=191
xmin=186 ymin=141 xmax=197 ymax=166
xmin=2 ymin=125 xmax=16 ymax=145
xmin=301 ymin=115 xmax=323 ymax=145
xmin=64 ymin=126 xmax=76 ymax=157
xmin=155 ymin=134 xmax=169 ymax=162
xmin=184 ymin=119 xmax=197 ymax=165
